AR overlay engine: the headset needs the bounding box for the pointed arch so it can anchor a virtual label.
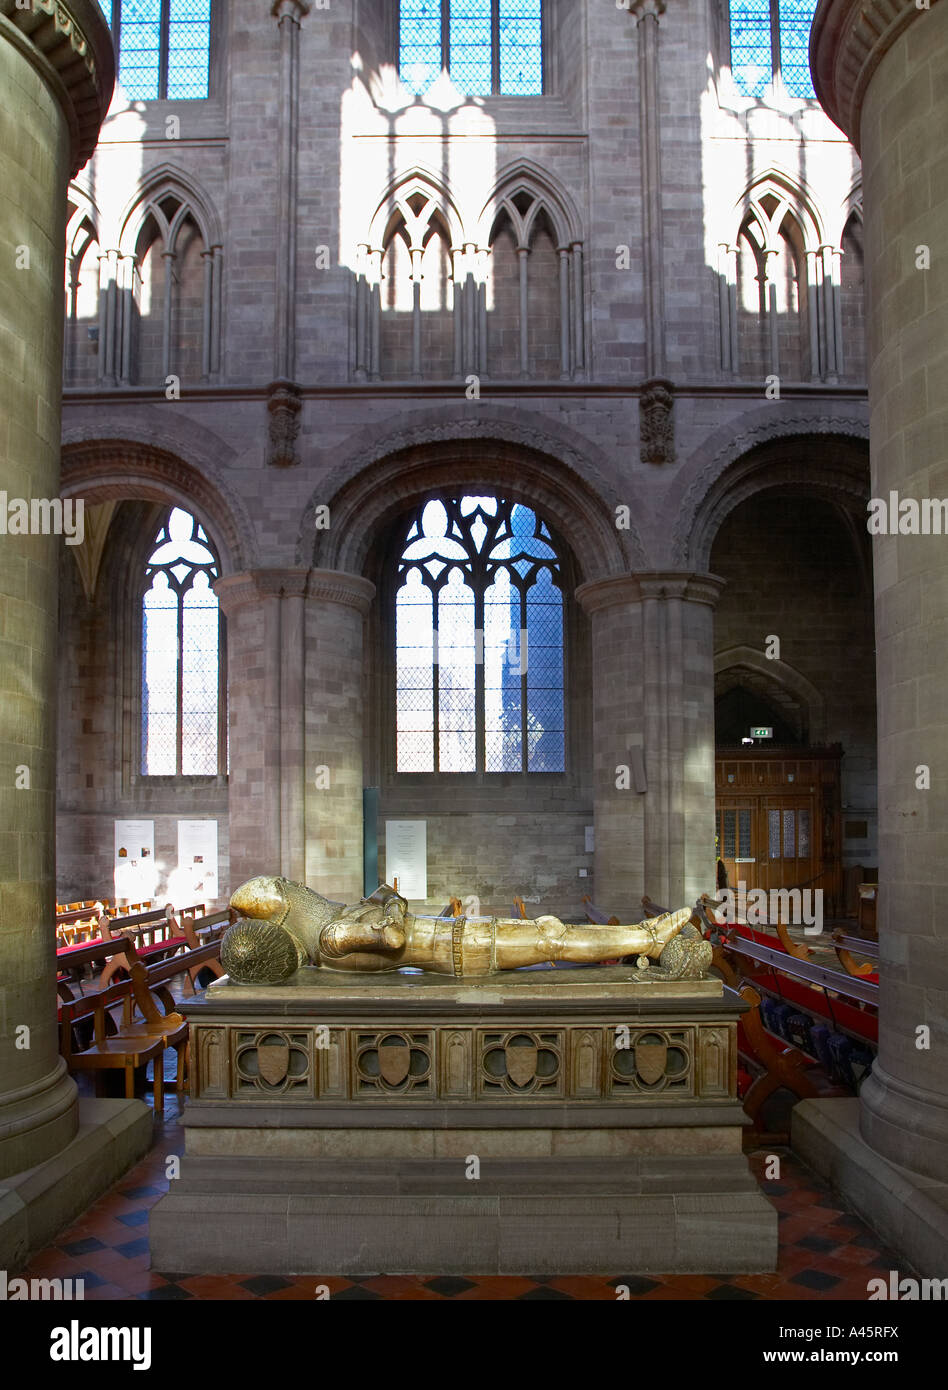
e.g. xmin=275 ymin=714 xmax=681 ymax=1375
xmin=733 ymin=168 xmax=825 ymax=252
xmin=477 ymin=159 xmax=583 ymax=249
xmin=477 ymin=162 xmax=585 ymax=381
xmin=114 ymin=166 xmax=223 ymax=385
xmin=366 ymin=169 xmax=465 ymax=253
xmin=715 ymin=645 xmax=827 ymax=744
xmin=64 ymin=185 xmax=103 ymax=388
xmin=118 ymin=164 xmax=223 ymax=257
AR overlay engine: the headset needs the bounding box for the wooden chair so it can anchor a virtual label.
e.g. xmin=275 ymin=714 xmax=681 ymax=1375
xmin=59 ymin=979 xmax=169 ymax=1112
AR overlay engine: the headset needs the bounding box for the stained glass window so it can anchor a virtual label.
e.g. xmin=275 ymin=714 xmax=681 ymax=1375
xmin=399 ymin=0 xmax=543 ymax=96
xmin=142 ymin=508 xmax=222 ymax=775
xmin=729 ymin=0 xmax=817 ymax=99
xmin=108 ymin=0 xmax=211 ymax=101
xmin=395 ymin=497 xmax=564 ymax=773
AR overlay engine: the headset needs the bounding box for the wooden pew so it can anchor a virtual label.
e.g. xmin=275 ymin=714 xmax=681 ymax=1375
xmin=831 ymin=930 xmax=878 ymax=979
xmin=175 ymin=908 xmax=230 ymax=992
xmin=97 ymin=905 xmax=191 ymax=988
xmin=723 ymin=931 xmax=877 ymax=1141
xmin=582 ymin=895 xmax=619 ymax=926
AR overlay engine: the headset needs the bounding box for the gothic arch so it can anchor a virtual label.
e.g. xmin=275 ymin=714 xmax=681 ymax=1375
xmin=477 ymin=160 xmax=583 ymax=249
xmin=366 ymin=169 xmax=465 ymax=252
xmin=60 ymin=432 xmax=256 ymax=575
xmin=66 ymin=184 xmax=101 ymax=262
xmin=663 ymin=406 xmax=870 ymax=569
xmin=733 ymin=169 xmax=825 ymax=253
xmin=715 ymin=644 xmax=827 ymax=744
xmin=298 ymin=408 xmax=643 ymax=580
xmin=118 ymin=164 xmax=224 ymax=256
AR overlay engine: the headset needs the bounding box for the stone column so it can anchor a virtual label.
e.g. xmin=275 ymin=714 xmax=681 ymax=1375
xmin=272 ymin=0 xmax=309 ymax=382
xmin=630 ymin=0 xmax=667 ymax=380
xmin=304 ymin=572 xmax=375 ymax=903
xmin=577 ymin=573 xmax=723 ymax=911
xmin=811 ymin=0 xmax=948 ymax=1187
xmin=0 ymin=0 xmax=113 ymax=1180
xmin=214 ymin=570 xmax=311 ymax=890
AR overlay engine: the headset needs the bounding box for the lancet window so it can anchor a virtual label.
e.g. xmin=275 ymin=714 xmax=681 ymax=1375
xmin=141 ymin=508 xmax=224 ymax=776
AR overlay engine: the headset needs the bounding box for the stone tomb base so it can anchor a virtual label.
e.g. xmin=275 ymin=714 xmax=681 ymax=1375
xmin=149 ymin=967 xmax=778 ymax=1275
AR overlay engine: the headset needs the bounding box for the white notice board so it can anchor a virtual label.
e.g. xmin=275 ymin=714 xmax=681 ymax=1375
xmin=176 ymin=820 xmax=219 ymax=905
xmin=384 ymin=820 xmax=427 ymax=899
xmin=114 ymin=820 xmax=156 ymax=903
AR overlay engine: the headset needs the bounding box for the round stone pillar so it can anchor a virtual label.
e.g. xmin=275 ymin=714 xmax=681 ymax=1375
xmin=812 ymin=0 xmax=948 ymax=1179
xmin=0 ymin=1 xmax=113 ymax=1179
xmin=576 ymin=572 xmax=724 ymax=910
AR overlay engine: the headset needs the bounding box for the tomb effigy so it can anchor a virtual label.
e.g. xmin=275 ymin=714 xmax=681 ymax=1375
xmin=149 ymin=879 xmax=778 ymax=1275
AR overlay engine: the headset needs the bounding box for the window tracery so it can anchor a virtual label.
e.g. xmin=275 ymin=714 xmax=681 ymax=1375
xmin=394 ymin=497 xmax=565 ymax=774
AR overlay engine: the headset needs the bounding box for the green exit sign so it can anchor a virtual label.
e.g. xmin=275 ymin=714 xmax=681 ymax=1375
xmin=750 ymin=726 xmax=773 ymax=739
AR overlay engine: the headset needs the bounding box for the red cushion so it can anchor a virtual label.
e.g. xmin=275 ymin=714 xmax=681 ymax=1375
xmin=56 ymin=938 xmax=105 ymax=956
xmin=136 ymin=935 xmax=188 ymax=957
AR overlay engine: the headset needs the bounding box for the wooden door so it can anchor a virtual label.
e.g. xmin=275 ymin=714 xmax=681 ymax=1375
xmin=759 ymin=796 xmax=818 ymax=903
xmin=716 ymin=800 xmax=761 ymax=894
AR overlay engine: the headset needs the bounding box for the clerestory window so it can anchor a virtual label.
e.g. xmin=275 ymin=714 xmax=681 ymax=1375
xmin=106 ymin=0 xmax=212 ymax=101
xmin=141 ymin=508 xmax=224 ymax=776
xmin=399 ymin=0 xmax=544 ymax=97
xmin=728 ymin=0 xmax=817 ymax=99
xmin=395 ymin=497 xmax=565 ymax=773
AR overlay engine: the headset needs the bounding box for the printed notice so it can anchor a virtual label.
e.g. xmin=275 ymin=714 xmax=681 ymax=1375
xmin=384 ymin=820 xmax=427 ymax=900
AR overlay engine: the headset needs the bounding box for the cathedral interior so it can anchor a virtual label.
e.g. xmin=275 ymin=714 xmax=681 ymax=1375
xmin=0 ymin=0 xmax=946 ymax=1342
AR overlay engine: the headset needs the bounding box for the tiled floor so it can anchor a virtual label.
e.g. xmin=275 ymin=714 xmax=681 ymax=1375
xmin=18 ymin=1073 xmax=904 ymax=1301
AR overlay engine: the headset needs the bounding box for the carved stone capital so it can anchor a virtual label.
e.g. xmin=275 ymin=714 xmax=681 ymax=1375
xmin=306 ymin=569 xmax=376 ymax=614
xmin=214 ymin=569 xmax=311 ymax=615
xmin=0 ymin=0 xmax=115 ymax=175
xmin=639 ymin=377 xmax=675 ymax=466
xmin=635 ymin=572 xmax=727 ymax=607
xmin=576 ymin=571 xmax=726 ymax=615
xmin=575 ymin=574 xmax=646 ymax=615
xmin=271 ymin=0 xmax=310 ymax=22
xmin=809 ymin=0 xmax=926 ymax=149
xmin=628 ymin=0 xmax=666 ymax=20
xmin=265 ymin=378 xmax=302 ymax=469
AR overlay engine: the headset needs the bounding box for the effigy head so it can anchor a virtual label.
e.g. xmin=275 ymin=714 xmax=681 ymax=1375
xmin=230 ymin=875 xmax=288 ymax=921
xmin=221 ymin=917 xmax=300 ymax=985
